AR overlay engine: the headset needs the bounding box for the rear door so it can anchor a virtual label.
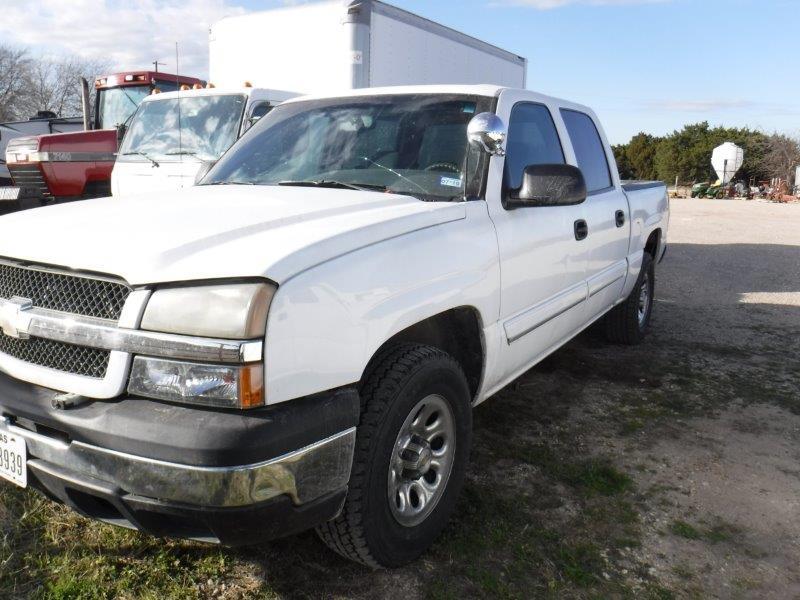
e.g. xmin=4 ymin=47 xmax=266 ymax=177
xmin=488 ymin=93 xmax=589 ymax=382
xmin=560 ymin=109 xmax=630 ymax=321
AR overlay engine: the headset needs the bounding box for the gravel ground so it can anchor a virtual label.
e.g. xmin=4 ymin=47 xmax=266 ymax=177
xmin=1 ymin=196 xmax=798 ymax=599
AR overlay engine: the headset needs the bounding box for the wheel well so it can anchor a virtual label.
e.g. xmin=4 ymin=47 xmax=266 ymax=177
xmin=364 ymin=307 xmax=484 ymax=400
xmin=644 ymin=229 xmax=661 ymax=259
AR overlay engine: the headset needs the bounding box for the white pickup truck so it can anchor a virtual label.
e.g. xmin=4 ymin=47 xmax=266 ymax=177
xmin=0 ymin=84 xmax=668 ymax=568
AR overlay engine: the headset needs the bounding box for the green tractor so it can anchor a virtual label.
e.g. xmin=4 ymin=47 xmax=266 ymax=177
xmin=703 ymin=182 xmax=725 ymax=199
xmin=691 ymin=182 xmax=710 ymax=198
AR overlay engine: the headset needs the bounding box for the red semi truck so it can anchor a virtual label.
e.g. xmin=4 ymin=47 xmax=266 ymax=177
xmin=2 ymin=70 xmax=202 ymax=212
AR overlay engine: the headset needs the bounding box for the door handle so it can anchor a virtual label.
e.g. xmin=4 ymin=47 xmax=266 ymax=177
xmin=615 ymin=210 xmax=626 ymax=228
xmin=574 ymin=219 xmax=588 ymax=241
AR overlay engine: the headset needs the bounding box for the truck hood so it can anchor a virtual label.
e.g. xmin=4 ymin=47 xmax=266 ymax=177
xmin=37 ymin=128 xmax=117 ymax=154
xmin=0 ymin=186 xmax=465 ymax=285
xmin=112 ymin=159 xmax=202 ymax=197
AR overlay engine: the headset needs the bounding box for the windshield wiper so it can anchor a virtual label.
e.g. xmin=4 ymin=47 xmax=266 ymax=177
xmin=165 ymin=150 xmax=197 ymax=156
xmin=121 ymin=151 xmax=159 ymax=168
xmin=278 ymin=180 xmax=384 ymax=192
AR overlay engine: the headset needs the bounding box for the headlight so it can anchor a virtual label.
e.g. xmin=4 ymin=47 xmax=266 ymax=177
xmin=128 ymin=357 xmax=264 ymax=409
xmin=141 ymin=282 xmax=274 ymax=339
xmin=5 ymin=152 xmax=48 ymax=164
xmin=132 ymin=282 xmax=274 ymax=409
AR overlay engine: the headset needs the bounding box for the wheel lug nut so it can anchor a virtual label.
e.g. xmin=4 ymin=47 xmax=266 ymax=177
xmin=400 ymin=448 xmax=420 ymax=462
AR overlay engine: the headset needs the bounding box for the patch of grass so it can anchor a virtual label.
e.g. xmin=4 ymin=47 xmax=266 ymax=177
xmin=669 ymin=517 xmax=742 ymax=546
xmin=671 ymin=563 xmax=694 ymax=580
xmin=670 ymin=520 xmax=701 ymax=540
xmin=556 ymin=542 xmax=604 ymax=587
xmin=509 ymin=444 xmax=633 ymax=497
xmin=704 ymin=524 xmax=734 ymax=544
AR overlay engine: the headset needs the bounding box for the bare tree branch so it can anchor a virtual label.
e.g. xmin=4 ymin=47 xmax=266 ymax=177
xmin=0 ymin=43 xmax=110 ymax=121
xmin=22 ymin=54 xmax=111 ymax=118
xmin=0 ymin=45 xmax=31 ymax=121
xmin=763 ymin=134 xmax=800 ymax=186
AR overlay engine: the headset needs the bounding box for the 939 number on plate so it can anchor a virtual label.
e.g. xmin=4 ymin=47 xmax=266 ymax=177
xmin=0 ymin=430 xmax=27 ymax=488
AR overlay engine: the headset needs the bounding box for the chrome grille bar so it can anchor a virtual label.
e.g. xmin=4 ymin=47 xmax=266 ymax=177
xmin=3 ymin=301 xmax=262 ymax=364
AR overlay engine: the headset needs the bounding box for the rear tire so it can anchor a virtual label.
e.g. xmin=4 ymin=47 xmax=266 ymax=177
xmin=316 ymin=344 xmax=472 ymax=568
xmin=603 ymin=252 xmax=655 ymax=345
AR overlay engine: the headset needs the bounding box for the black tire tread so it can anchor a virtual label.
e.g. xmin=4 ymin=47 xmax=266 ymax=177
xmin=316 ymin=343 xmax=464 ymax=568
xmin=604 ymin=252 xmax=654 ymax=345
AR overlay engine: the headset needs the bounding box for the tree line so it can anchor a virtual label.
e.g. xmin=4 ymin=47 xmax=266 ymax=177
xmin=0 ymin=44 xmax=109 ymax=122
xmin=613 ymin=123 xmax=800 ymax=186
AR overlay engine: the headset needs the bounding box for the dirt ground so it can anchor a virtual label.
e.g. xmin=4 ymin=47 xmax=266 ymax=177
xmin=1 ymin=197 xmax=799 ymax=599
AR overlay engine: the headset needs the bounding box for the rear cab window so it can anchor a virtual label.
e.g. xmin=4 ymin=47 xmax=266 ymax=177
xmin=560 ymin=109 xmax=613 ymax=194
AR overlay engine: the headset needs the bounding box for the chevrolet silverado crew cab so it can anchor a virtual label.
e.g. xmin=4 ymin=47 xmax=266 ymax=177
xmin=0 ymin=85 xmax=668 ymax=568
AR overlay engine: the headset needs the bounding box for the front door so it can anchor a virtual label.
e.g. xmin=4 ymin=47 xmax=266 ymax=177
xmin=487 ymin=94 xmax=589 ymax=383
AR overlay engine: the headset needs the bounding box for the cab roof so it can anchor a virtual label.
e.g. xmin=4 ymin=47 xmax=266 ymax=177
xmin=281 ymin=84 xmax=587 ymax=112
xmin=140 ymin=87 xmax=298 ymax=103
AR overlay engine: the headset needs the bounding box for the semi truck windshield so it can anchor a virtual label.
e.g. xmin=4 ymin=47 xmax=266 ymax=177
xmin=96 ymin=87 xmax=151 ymax=129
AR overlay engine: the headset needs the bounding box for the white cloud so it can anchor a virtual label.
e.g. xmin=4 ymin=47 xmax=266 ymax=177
xmin=494 ymin=0 xmax=670 ymax=8
xmin=0 ymin=0 xmax=249 ymax=78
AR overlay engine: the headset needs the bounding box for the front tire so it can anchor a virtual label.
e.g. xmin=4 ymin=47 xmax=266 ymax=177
xmin=316 ymin=344 xmax=472 ymax=568
xmin=603 ymin=252 xmax=655 ymax=345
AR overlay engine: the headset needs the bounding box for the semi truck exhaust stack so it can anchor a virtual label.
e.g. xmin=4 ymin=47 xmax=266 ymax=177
xmin=80 ymin=77 xmax=92 ymax=131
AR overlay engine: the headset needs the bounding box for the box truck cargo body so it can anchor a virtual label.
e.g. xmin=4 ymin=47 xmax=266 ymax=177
xmin=209 ymin=0 xmax=527 ymax=93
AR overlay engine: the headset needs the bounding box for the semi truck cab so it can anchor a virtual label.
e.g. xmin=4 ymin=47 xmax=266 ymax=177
xmin=2 ymin=71 xmax=203 ymax=209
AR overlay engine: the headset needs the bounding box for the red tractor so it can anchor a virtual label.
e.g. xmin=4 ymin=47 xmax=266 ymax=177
xmin=2 ymin=70 xmax=203 ymax=212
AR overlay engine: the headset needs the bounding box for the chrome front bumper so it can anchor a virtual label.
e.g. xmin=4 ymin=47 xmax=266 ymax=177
xmin=1 ymin=417 xmax=356 ymax=508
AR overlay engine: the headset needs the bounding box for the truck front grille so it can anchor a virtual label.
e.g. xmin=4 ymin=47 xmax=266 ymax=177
xmin=0 ymin=333 xmax=110 ymax=379
xmin=8 ymin=164 xmax=51 ymax=198
xmin=0 ymin=260 xmax=131 ymax=321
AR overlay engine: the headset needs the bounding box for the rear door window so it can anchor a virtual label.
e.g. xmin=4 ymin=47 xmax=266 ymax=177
xmin=560 ymin=109 xmax=612 ymax=193
xmin=504 ymin=103 xmax=565 ymax=191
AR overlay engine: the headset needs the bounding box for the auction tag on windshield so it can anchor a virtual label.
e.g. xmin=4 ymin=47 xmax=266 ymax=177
xmin=440 ymin=177 xmax=462 ymax=188
xmin=0 ymin=427 xmax=26 ymax=488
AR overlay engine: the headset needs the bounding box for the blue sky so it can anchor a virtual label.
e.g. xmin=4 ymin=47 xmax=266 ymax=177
xmin=303 ymin=0 xmax=795 ymax=144
xmin=2 ymin=0 xmax=795 ymax=145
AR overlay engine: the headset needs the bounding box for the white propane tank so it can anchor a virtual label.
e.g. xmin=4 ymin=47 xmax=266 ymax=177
xmin=711 ymin=142 xmax=744 ymax=185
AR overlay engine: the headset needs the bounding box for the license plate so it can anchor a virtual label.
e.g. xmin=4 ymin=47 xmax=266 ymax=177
xmin=0 ymin=427 xmax=27 ymax=488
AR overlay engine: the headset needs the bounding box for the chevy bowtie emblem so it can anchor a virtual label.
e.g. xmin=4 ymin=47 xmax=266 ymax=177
xmin=0 ymin=296 xmax=33 ymax=340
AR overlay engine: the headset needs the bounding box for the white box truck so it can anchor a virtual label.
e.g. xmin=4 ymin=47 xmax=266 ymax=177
xmin=111 ymin=0 xmax=528 ymax=196
xmin=209 ymin=0 xmax=527 ymax=93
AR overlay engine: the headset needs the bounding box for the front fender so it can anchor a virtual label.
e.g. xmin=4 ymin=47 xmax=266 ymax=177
xmin=264 ymin=202 xmax=500 ymax=404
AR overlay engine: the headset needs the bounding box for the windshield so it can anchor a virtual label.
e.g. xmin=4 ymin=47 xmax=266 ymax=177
xmin=201 ymin=94 xmax=494 ymax=202
xmin=119 ymin=94 xmax=247 ymax=162
xmin=96 ymin=86 xmax=150 ymax=129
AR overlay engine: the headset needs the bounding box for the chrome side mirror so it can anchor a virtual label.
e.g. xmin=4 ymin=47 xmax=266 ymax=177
xmin=467 ymin=112 xmax=507 ymax=157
